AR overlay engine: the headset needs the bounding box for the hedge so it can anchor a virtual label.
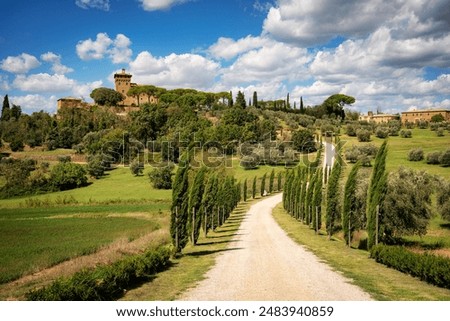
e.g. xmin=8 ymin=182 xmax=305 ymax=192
xmin=370 ymin=245 xmax=450 ymax=289
xmin=26 ymin=246 xmax=171 ymax=301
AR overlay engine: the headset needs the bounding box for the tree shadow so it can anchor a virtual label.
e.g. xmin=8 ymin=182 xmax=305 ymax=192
xmin=184 ymin=247 xmax=243 ymax=258
xmin=440 ymin=223 xmax=450 ymax=230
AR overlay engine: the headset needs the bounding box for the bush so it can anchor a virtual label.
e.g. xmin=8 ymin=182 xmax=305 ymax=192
xmin=50 ymin=162 xmax=87 ymax=191
xmin=418 ymin=120 xmax=429 ymax=129
xmin=375 ymin=126 xmax=389 ymax=139
xmin=10 ymin=139 xmax=24 ymax=152
xmin=86 ymin=154 xmax=107 ymax=178
xmin=344 ymin=144 xmax=378 ymax=166
xmin=426 ymin=151 xmax=442 ymax=165
xmin=407 ymin=148 xmax=424 ymax=161
xmin=370 ymin=245 xmax=450 ymax=289
xmin=57 ymin=155 xmax=71 ymax=163
xmin=240 ymin=155 xmax=260 ymax=170
xmin=400 ymin=130 xmax=412 ymax=138
xmin=130 ymin=159 xmax=144 ymax=176
xmin=439 ymin=149 xmax=450 ymax=167
xmin=26 ymin=246 xmax=171 ymax=301
xmin=436 ymin=128 xmax=445 ymax=137
xmin=148 ymin=164 xmax=174 ymax=189
xmin=356 ymin=129 xmax=371 ymax=142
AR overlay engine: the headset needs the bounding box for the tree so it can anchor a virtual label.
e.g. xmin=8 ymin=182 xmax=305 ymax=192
xmin=201 ymin=174 xmax=218 ymax=235
xmin=130 ymin=158 xmax=144 ymax=176
xmin=277 ymin=171 xmax=282 ymax=191
xmin=292 ymin=129 xmax=317 ymax=153
xmin=148 ymin=164 xmax=174 ymax=189
xmin=243 ymin=179 xmax=248 ymax=202
xmin=90 ymin=87 xmax=125 ymax=106
xmin=10 ymin=104 xmax=22 ymax=120
xmin=439 ymin=149 xmax=450 ymax=167
xmin=342 ymin=162 xmax=361 ymax=246
xmin=431 ymin=113 xmax=445 ymax=123
xmin=260 ymin=173 xmax=266 ymax=197
xmin=269 ymin=169 xmax=275 ymax=194
xmin=170 ymin=155 xmax=190 ymax=254
xmin=50 ymin=161 xmax=88 ymax=191
xmin=367 ymin=140 xmax=388 ymax=249
xmin=235 ymin=91 xmax=246 ymax=108
xmin=299 ymin=96 xmax=305 ymax=114
xmin=437 ymin=179 xmax=450 ymax=221
xmin=286 ymin=93 xmax=290 ymax=109
xmin=253 ymin=91 xmax=258 ymax=108
xmin=326 ymin=159 xmax=342 ymax=239
xmin=382 ymin=167 xmax=434 ymax=241
xmin=322 ymin=94 xmax=355 ymax=119
xmin=252 ymin=176 xmax=257 ymax=199
xmin=86 ymin=154 xmax=106 ymax=178
xmin=311 ymin=168 xmax=323 ymax=233
xmin=188 ymin=167 xmax=207 ymax=245
xmin=1 ymin=95 xmax=10 ymax=121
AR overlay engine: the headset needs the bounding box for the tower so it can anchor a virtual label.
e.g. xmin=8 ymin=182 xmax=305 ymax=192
xmin=114 ymin=69 xmax=134 ymax=106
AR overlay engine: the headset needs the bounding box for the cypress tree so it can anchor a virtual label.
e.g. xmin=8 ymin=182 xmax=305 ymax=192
xmin=305 ymin=168 xmax=316 ymax=225
xmin=201 ymin=173 xmax=218 ymax=236
xmin=367 ymin=141 xmax=388 ymax=249
xmin=1 ymin=94 xmax=11 ymax=121
xmin=342 ymin=162 xmax=361 ymax=246
xmin=243 ymin=179 xmax=247 ymax=202
xmin=299 ymin=177 xmax=307 ymax=221
xmin=252 ymin=176 xmax=257 ymax=199
xmin=326 ymin=159 xmax=342 ymax=239
xmin=277 ymin=171 xmax=282 ymax=191
xmin=253 ymin=91 xmax=258 ymax=108
xmin=269 ymin=169 xmax=275 ymax=194
xmin=171 ymin=156 xmax=190 ymax=254
xmin=188 ymin=166 xmax=207 ymax=245
xmin=260 ymin=173 xmax=266 ymax=197
xmin=286 ymin=93 xmax=290 ymax=109
xmin=311 ymin=168 xmax=323 ymax=233
xmin=228 ymin=91 xmax=233 ymax=107
xmin=300 ymin=96 xmax=305 ymax=114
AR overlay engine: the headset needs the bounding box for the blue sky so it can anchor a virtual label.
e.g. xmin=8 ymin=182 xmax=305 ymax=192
xmin=1 ymin=0 xmax=449 ymax=114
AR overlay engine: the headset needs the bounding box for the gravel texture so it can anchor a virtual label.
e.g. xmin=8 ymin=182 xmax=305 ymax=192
xmin=180 ymin=193 xmax=372 ymax=301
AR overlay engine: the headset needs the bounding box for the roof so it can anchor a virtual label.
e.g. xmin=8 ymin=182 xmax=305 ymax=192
xmin=57 ymin=97 xmax=82 ymax=101
xmin=401 ymin=109 xmax=450 ymax=114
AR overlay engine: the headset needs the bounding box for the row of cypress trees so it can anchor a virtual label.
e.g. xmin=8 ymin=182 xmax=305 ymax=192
xmin=242 ymin=169 xmax=283 ymax=202
xmin=283 ymin=140 xmax=388 ymax=249
xmin=170 ymin=154 xmax=241 ymax=254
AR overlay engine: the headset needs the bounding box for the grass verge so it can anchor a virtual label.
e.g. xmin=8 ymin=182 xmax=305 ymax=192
xmin=272 ymin=203 xmax=450 ymax=300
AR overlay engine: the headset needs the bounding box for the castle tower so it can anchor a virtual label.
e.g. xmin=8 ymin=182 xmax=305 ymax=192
xmin=114 ymin=69 xmax=134 ymax=106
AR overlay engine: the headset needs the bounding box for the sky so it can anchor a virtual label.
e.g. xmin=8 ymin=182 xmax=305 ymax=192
xmin=0 ymin=0 xmax=449 ymax=115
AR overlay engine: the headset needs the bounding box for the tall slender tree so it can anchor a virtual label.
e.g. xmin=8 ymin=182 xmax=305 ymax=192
xmin=253 ymin=91 xmax=258 ymax=108
xmin=300 ymin=96 xmax=305 ymax=114
xmin=1 ymin=95 xmax=11 ymax=121
xmin=201 ymin=174 xmax=218 ymax=235
xmin=260 ymin=173 xmax=267 ymax=197
xmin=311 ymin=168 xmax=323 ymax=233
xmin=342 ymin=162 xmax=361 ymax=246
xmin=367 ymin=141 xmax=388 ymax=249
xmin=277 ymin=171 xmax=283 ymax=192
xmin=269 ymin=169 xmax=275 ymax=194
xmin=171 ymin=155 xmax=190 ymax=254
xmin=252 ymin=176 xmax=257 ymax=199
xmin=243 ymin=179 xmax=248 ymax=202
xmin=188 ymin=166 xmax=207 ymax=245
xmin=326 ymin=159 xmax=342 ymax=239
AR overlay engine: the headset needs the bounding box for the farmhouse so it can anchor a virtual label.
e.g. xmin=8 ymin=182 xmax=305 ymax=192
xmin=401 ymin=109 xmax=450 ymax=124
xmin=57 ymin=97 xmax=91 ymax=111
xmin=359 ymin=111 xmax=399 ymax=123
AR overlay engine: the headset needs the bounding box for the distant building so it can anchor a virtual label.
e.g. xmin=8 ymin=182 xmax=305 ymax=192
xmin=57 ymin=97 xmax=90 ymax=111
xmin=401 ymin=109 xmax=450 ymax=124
xmin=359 ymin=111 xmax=399 ymax=124
xmin=114 ymin=69 xmax=159 ymax=106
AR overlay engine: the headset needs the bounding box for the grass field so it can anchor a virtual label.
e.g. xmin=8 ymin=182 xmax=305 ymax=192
xmin=340 ymin=128 xmax=450 ymax=180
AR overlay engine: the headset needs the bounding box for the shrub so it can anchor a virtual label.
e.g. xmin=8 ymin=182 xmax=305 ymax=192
xmin=400 ymin=130 xmax=412 ymax=138
xmin=57 ymin=155 xmax=71 ymax=163
xmin=426 ymin=151 xmax=442 ymax=165
xmin=370 ymin=245 xmax=450 ymax=289
xmin=344 ymin=144 xmax=378 ymax=166
xmin=436 ymin=128 xmax=445 ymax=137
xmin=375 ymin=126 xmax=389 ymax=139
xmin=356 ymin=129 xmax=371 ymax=142
xmin=50 ymin=162 xmax=87 ymax=191
xmin=240 ymin=155 xmax=259 ymax=170
xmin=148 ymin=164 xmax=174 ymax=189
xmin=86 ymin=154 xmax=106 ymax=178
xmin=407 ymin=148 xmax=424 ymax=161
xmin=430 ymin=123 xmax=439 ymax=131
xmin=418 ymin=120 xmax=429 ymax=129
xmin=10 ymin=139 xmax=24 ymax=152
xmin=439 ymin=149 xmax=450 ymax=167
xmin=130 ymin=158 xmax=144 ymax=176
xmin=26 ymin=246 xmax=171 ymax=301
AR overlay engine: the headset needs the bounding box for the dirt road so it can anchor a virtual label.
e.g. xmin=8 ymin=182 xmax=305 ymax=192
xmin=180 ymin=193 xmax=372 ymax=301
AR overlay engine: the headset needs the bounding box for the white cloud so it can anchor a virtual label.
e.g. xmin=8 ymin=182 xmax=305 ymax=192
xmin=139 ymin=0 xmax=191 ymax=11
xmin=9 ymin=94 xmax=58 ymax=113
xmin=76 ymin=33 xmax=132 ymax=63
xmin=0 ymin=53 xmax=41 ymax=74
xmin=41 ymin=52 xmax=74 ymax=74
xmin=208 ymin=36 xmax=271 ymax=60
xmin=13 ymin=73 xmax=76 ymax=93
xmin=73 ymin=80 xmax=103 ymax=100
xmin=75 ymin=0 xmax=110 ymax=11
xmin=128 ymin=51 xmax=220 ymax=89
xmin=0 ymin=74 xmax=10 ymax=91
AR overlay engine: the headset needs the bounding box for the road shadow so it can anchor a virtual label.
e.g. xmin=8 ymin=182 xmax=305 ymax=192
xmin=184 ymin=247 xmax=243 ymax=257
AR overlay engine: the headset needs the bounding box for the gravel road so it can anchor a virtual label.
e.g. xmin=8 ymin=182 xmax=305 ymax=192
xmin=180 ymin=193 xmax=372 ymax=301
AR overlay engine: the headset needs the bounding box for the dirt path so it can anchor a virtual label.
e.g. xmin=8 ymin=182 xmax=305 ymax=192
xmin=180 ymin=194 xmax=372 ymax=301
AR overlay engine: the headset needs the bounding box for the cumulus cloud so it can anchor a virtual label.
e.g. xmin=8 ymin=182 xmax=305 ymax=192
xmin=75 ymin=0 xmax=110 ymax=11
xmin=0 ymin=75 xmax=10 ymax=91
xmin=208 ymin=36 xmax=271 ymax=60
xmin=139 ymin=0 xmax=191 ymax=12
xmin=9 ymin=94 xmax=58 ymax=113
xmin=13 ymin=73 xmax=76 ymax=93
xmin=76 ymin=33 xmax=132 ymax=63
xmin=0 ymin=53 xmax=41 ymax=74
xmin=128 ymin=51 xmax=220 ymax=89
xmin=41 ymin=52 xmax=74 ymax=74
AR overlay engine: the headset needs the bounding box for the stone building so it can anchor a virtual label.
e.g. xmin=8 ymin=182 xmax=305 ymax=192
xmin=359 ymin=111 xmax=399 ymax=123
xmin=114 ymin=69 xmax=159 ymax=106
xmin=57 ymin=97 xmax=90 ymax=111
xmin=401 ymin=109 xmax=450 ymax=124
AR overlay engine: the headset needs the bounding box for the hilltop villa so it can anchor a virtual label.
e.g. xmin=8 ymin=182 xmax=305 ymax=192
xmin=401 ymin=109 xmax=450 ymax=124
